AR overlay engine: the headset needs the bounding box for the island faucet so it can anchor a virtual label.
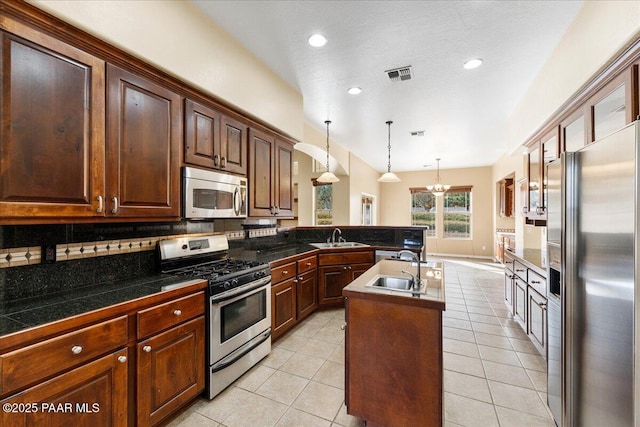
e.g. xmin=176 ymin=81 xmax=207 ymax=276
xmin=398 ymin=250 xmax=421 ymax=291
xmin=328 ymin=227 xmax=343 ymax=245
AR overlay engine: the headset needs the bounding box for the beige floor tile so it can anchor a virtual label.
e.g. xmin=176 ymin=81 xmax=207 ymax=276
xmin=293 ymin=381 xmax=344 ymax=421
xmin=498 ymin=317 xmax=521 ymax=328
xmin=464 ymin=294 xmax=488 ymax=302
xmin=313 ymin=325 xmax=345 ymax=344
xmin=466 ymin=305 xmax=495 ymax=316
xmin=510 ymin=337 xmax=541 ymax=355
xmin=255 ymin=370 xmax=309 ymax=405
xmin=444 ymin=352 xmax=486 ymax=377
xmin=333 ymin=402 xmax=366 ymax=427
xmin=444 ymin=310 xmax=471 ymax=320
xmin=468 ymin=313 xmax=501 ymax=325
xmin=444 ymin=338 xmax=480 ymax=358
xmin=292 ymin=322 xmax=322 ymax=338
xmin=478 ymin=345 xmax=522 ymax=367
xmin=193 ymin=388 xmax=253 ymax=422
xmin=493 ymin=309 xmax=512 ymax=319
xmin=447 ymin=297 xmax=466 ymax=305
xmin=275 ymin=333 xmax=310 ymax=352
xmin=313 ymin=360 xmax=345 ymax=389
xmin=235 ymin=364 xmax=277 ymax=392
xmin=503 ymin=326 xmax=528 ymax=340
xmin=444 ymin=370 xmax=493 ymax=403
xmin=464 ymin=299 xmax=492 ymax=309
xmin=474 ymin=332 xmax=513 ymax=350
xmin=488 ymin=381 xmax=550 ymax=418
xmin=443 ymin=326 xmax=476 ymax=343
xmin=444 ymin=392 xmax=500 ymax=427
xmin=472 ymin=322 xmax=506 ymax=336
xmin=297 ymin=338 xmax=339 ymax=360
xmin=166 ymin=410 xmax=220 ymax=427
xmin=527 ymin=369 xmax=548 ymax=392
xmin=495 ymin=406 xmax=556 ymax=427
xmin=276 ymin=408 xmax=332 ymax=427
xmin=446 ymin=303 xmax=468 ymax=312
xmin=482 ymin=360 xmax=535 ymax=389
xmin=280 ymin=352 xmax=326 ymax=379
xmin=517 ymin=352 xmax=547 ymax=372
xmin=261 ymin=347 xmax=295 ymax=369
xmin=221 ymin=392 xmax=288 ymax=427
xmin=328 ymin=342 xmax=345 ymax=365
xmin=443 ymin=317 xmax=473 ymax=331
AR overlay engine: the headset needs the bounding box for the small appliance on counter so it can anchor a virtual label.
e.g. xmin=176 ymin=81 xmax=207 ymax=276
xmin=158 ymin=234 xmax=271 ymax=399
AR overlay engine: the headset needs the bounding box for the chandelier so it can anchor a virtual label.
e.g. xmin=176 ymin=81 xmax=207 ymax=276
xmin=316 ymin=120 xmax=339 ymax=183
xmin=377 ymin=120 xmax=401 ymax=182
xmin=427 ymin=158 xmax=450 ymax=196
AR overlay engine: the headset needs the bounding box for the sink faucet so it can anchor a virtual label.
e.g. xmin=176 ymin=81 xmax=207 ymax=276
xmin=398 ymin=250 xmax=421 ymax=291
xmin=328 ymin=228 xmax=343 ymax=245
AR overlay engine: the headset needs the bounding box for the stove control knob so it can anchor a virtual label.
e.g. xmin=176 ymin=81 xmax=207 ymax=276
xmin=231 ymin=279 xmax=239 ymax=286
xmin=223 ymin=281 xmax=231 ymax=289
xmin=182 ymin=244 xmax=188 ymax=250
xmin=254 ymin=271 xmax=264 ymax=279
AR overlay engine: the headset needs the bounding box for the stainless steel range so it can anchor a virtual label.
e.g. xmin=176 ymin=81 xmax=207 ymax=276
xmin=158 ymin=234 xmax=271 ymax=399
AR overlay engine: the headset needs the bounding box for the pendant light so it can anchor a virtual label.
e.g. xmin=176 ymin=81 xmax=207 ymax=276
xmin=317 ymin=120 xmax=339 ymax=183
xmin=378 ymin=120 xmax=401 ymax=182
xmin=427 ymin=158 xmax=450 ymax=196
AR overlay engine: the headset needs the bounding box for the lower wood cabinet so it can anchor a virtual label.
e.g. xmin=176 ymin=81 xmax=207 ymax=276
xmin=137 ymin=316 xmax=205 ymax=427
xmin=0 ymin=349 xmax=128 ymax=427
xmin=272 ymin=278 xmax=297 ymax=340
xmin=296 ymin=269 xmax=318 ymax=320
xmin=318 ymin=251 xmax=374 ymax=307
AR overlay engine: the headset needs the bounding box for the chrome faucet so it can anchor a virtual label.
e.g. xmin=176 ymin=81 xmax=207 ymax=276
xmin=328 ymin=227 xmax=343 ymax=245
xmin=399 ymin=250 xmax=421 ymax=291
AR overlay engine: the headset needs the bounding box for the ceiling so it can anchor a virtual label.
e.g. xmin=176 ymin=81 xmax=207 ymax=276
xmin=192 ymin=0 xmax=583 ymax=173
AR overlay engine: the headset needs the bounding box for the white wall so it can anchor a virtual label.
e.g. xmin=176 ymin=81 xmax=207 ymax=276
xmin=29 ymin=0 xmax=304 ymax=141
xmin=348 ymin=154 xmax=381 ymax=226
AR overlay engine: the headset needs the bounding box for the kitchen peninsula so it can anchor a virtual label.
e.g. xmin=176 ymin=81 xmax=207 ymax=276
xmin=342 ymin=260 xmax=445 ymax=426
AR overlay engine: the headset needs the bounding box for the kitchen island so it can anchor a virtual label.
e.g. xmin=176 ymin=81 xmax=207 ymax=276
xmin=342 ymin=259 xmax=445 ymax=427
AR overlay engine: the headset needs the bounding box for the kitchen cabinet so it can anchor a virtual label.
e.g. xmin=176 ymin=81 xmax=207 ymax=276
xmin=528 ymin=287 xmax=547 ymax=355
xmin=318 ymin=251 xmax=374 ymax=306
xmin=525 ymin=127 xmax=558 ymax=222
xmin=514 ymin=277 xmax=527 ymax=331
xmin=499 ymin=178 xmax=514 ymax=218
xmin=296 ymin=255 xmax=318 ymax=321
xmin=588 ymin=71 xmax=634 ymax=143
xmin=184 ymin=99 xmax=248 ymax=176
xmin=271 ymin=277 xmax=297 ymax=340
xmin=106 ymin=64 xmax=181 ymax=218
xmin=248 ymin=128 xmax=295 ymax=217
xmin=0 ymin=17 xmax=106 ymax=219
xmin=503 ymin=253 xmax=515 ymax=313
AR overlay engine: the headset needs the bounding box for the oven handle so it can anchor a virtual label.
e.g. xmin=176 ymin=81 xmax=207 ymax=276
xmin=210 ymin=276 xmax=271 ymax=304
xmin=233 ymin=186 xmax=241 ymax=216
xmin=211 ymin=329 xmax=271 ymax=373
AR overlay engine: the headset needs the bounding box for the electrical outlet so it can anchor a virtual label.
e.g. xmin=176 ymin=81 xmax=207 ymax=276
xmin=42 ymin=245 xmax=56 ymax=263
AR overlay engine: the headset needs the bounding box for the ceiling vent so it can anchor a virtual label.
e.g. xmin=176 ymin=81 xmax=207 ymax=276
xmin=410 ymin=130 xmax=425 ymax=137
xmin=385 ymin=65 xmax=412 ymax=82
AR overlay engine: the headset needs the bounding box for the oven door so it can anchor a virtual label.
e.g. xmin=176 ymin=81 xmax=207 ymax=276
xmin=184 ymin=176 xmax=247 ymax=219
xmin=210 ymin=276 xmax=271 ymax=364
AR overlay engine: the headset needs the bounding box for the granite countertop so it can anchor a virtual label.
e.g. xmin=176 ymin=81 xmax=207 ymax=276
xmin=343 ymin=259 xmax=445 ymax=310
xmin=506 ymin=248 xmax=547 ymax=276
xmin=0 ymin=275 xmax=203 ymax=337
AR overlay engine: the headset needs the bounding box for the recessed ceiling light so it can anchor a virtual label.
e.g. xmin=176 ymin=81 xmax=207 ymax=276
xmin=347 ymin=87 xmax=362 ymax=95
xmin=463 ymin=58 xmax=483 ymax=69
xmin=308 ymin=34 xmax=327 ymax=47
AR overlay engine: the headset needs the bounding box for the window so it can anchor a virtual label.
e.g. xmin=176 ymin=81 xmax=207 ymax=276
xmin=443 ymin=187 xmax=472 ymax=239
xmin=313 ymin=180 xmax=332 ymax=225
xmin=410 ymin=189 xmax=436 ymax=237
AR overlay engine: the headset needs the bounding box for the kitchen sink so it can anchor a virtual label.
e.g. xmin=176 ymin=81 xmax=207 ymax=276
xmin=366 ymin=275 xmax=414 ymax=291
xmin=309 ymin=242 xmax=370 ymax=249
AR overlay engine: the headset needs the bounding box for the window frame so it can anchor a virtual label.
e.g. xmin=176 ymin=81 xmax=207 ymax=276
xmin=312 ymin=179 xmax=333 ymax=226
xmin=409 ymin=188 xmax=437 ymax=238
xmin=442 ymin=186 xmax=473 ymax=240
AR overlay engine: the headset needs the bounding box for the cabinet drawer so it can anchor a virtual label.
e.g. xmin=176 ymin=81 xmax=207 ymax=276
xmin=319 ymin=251 xmax=374 ymax=266
xmin=137 ymin=292 xmax=205 ymax=339
xmin=297 ymin=255 xmax=317 ymax=274
xmin=0 ymin=315 xmax=128 ymax=394
xmin=271 ymin=261 xmax=297 ymax=283
xmin=504 ymin=253 xmax=515 ymax=272
xmin=513 ymin=260 xmax=527 ymax=281
xmin=528 ymin=269 xmax=546 ymax=296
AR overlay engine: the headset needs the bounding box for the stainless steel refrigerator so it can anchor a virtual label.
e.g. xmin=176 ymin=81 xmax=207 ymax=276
xmin=546 ymin=121 xmax=638 ymax=426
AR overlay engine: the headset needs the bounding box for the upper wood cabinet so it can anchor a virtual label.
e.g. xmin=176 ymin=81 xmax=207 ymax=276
xmin=499 ymin=177 xmax=514 ymax=218
xmin=106 ymin=64 xmax=182 ymax=218
xmin=588 ymin=71 xmax=634 ymax=144
xmin=0 ymin=19 xmax=106 ymax=219
xmin=184 ymin=99 xmax=247 ymax=176
xmin=248 ymin=128 xmax=294 ymax=217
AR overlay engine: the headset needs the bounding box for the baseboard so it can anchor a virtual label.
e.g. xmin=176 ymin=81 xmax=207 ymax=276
xmin=425 ymin=252 xmax=495 ymax=261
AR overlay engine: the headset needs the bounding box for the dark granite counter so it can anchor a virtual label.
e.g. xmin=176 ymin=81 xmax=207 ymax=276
xmin=506 ymin=248 xmax=547 ymax=276
xmin=0 ymin=274 xmax=202 ymax=337
xmin=229 ymin=243 xmax=317 ymax=264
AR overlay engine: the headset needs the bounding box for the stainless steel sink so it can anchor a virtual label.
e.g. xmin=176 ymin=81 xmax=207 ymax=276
xmin=309 ymin=242 xmax=370 ymax=249
xmin=366 ymin=275 xmax=414 ymax=291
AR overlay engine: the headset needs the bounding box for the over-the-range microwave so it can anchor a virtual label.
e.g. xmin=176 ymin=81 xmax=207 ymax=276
xmin=183 ymin=167 xmax=247 ymax=219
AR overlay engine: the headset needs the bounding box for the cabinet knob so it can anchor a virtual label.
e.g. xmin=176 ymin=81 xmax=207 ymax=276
xmin=173 ymin=309 xmax=182 ymax=316
xmin=143 ymin=345 xmax=152 ymax=353
xmin=343 ymin=266 xmax=348 ymax=270
xmin=221 ymin=157 xmax=226 ymax=168
xmin=340 ymin=323 xmax=346 ymax=331
xmin=71 ymin=345 xmax=83 ymax=355
xmin=282 ymin=270 xmax=288 ymax=275
xmin=214 ymin=154 xmax=220 ymax=167
xmin=117 ymin=355 xmax=127 ymax=363
xmin=293 ymin=279 xmax=298 ymax=283
xmin=306 ymin=262 xmax=312 ymax=266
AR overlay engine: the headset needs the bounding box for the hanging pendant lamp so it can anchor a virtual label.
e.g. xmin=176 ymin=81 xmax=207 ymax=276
xmin=317 ymin=120 xmax=339 ymax=183
xmin=378 ymin=120 xmax=401 ymax=182
xmin=426 ymin=158 xmax=450 ymax=196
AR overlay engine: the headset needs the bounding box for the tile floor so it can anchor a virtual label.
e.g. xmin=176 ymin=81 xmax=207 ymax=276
xmin=168 ymin=258 xmax=556 ymax=427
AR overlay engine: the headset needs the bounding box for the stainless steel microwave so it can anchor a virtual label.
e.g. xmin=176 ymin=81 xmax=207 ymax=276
xmin=183 ymin=167 xmax=247 ymax=219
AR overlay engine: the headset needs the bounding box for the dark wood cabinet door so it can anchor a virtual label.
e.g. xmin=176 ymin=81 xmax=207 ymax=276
xmin=249 ymin=128 xmax=275 ymax=216
xmin=296 ymin=269 xmax=318 ymax=320
xmin=0 ymin=20 xmax=105 ymax=218
xmin=272 ymin=278 xmax=296 ymax=340
xmin=274 ymin=139 xmax=294 ymax=217
xmin=184 ymin=99 xmax=221 ymax=169
xmin=137 ymin=317 xmax=205 ymax=427
xmin=221 ymin=115 xmax=248 ymax=176
xmin=349 ymin=263 xmax=374 ymax=282
xmin=318 ymin=265 xmax=348 ymax=306
xmin=0 ymin=350 xmax=128 ymax=427
xmin=106 ymin=64 xmax=181 ymax=218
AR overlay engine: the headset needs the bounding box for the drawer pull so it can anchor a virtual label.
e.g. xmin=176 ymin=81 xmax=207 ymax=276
xmin=117 ymin=355 xmax=127 ymax=363
xmin=531 ymin=280 xmax=541 ymax=284
xmin=516 ymin=269 xmax=525 ymax=272
xmin=173 ymin=309 xmax=182 ymax=316
xmin=306 ymin=262 xmax=312 ymax=266
xmin=282 ymin=270 xmax=289 ymax=275
xmin=340 ymin=323 xmax=346 ymax=330
xmin=143 ymin=346 xmax=152 ymax=353
xmin=71 ymin=345 xmax=83 ymax=355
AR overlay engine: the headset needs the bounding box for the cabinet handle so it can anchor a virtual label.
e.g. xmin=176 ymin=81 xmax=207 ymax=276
xmin=96 ymin=195 xmax=103 ymax=213
xmin=117 ymin=355 xmax=127 ymax=363
xmin=214 ymin=154 xmax=220 ymax=167
xmin=173 ymin=309 xmax=182 ymax=316
xmin=306 ymin=262 xmax=312 ymax=266
xmin=111 ymin=196 xmax=118 ymax=214
xmin=71 ymin=345 xmax=83 ymax=355
xmin=293 ymin=279 xmax=298 ymax=283
xmin=274 ymin=206 xmax=279 ymax=215
xmin=531 ymin=280 xmax=541 ymax=284
xmin=540 ymin=303 xmax=547 ymax=309
xmin=343 ymin=266 xmax=348 ymax=270
xmin=516 ymin=269 xmax=525 ymax=272
xmin=507 ymin=274 xmax=514 ymax=279
xmin=143 ymin=346 xmax=152 ymax=353
xmin=299 ymin=276 xmax=303 ymax=281
xmin=282 ymin=270 xmax=288 ymax=275
xmin=221 ymin=157 xmax=226 ymax=168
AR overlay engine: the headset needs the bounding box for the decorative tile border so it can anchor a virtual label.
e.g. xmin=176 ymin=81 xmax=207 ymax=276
xmin=248 ymin=228 xmax=277 ymax=238
xmin=0 ymin=247 xmax=42 ymax=268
